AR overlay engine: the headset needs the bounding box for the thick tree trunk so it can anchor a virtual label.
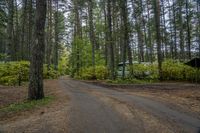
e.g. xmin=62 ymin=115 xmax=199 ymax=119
xmin=28 ymin=0 xmax=47 ymax=100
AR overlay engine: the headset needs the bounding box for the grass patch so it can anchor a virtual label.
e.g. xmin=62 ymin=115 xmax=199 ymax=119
xmin=0 ymin=96 xmax=54 ymax=113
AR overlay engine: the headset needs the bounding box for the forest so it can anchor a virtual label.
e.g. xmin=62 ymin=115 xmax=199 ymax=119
xmin=1 ymin=1 xmax=200 ymax=132
xmin=0 ymin=0 xmax=200 ymax=99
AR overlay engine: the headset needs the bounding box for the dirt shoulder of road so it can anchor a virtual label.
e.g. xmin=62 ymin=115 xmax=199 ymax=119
xmin=84 ymin=80 xmax=200 ymax=118
xmin=0 ymin=79 xmax=70 ymax=133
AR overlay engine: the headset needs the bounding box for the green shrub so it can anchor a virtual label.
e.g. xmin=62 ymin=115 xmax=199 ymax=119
xmin=43 ymin=64 xmax=60 ymax=79
xmin=128 ymin=63 xmax=158 ymax=80
xmin=95 ymin=66 xmax=108 ymax=80
xmin=0 ymin=76 xmax=18 ymax=86
xmin=72 ymin=60 xmax=200 ymax=83
xmin=80 ymin=67 xmax=95 ymax=80
xmin=162 ymin=60 xmax=185 ymax=80
xmin=162 ymin=59 xmax=200 ymax=82
xmin=127 ymin=60 xmax=200 ymax=83
xmin=0 ymin=61 xmax=60 ymax=86
xmin=76 ymin=65 xmax=109 ymax=80
xmin=0 ymin=61 xmax=29 ymax=86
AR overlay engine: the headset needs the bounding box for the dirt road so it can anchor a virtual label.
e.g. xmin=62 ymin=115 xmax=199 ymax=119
xmin=60 ymin=77 xmax=200 ymax=133
xmin=0 ymin=78 xmax=200 ymax=133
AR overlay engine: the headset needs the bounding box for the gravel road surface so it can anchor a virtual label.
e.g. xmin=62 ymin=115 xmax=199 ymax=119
xmin=60 ymin=77 xmax=200 ymax=133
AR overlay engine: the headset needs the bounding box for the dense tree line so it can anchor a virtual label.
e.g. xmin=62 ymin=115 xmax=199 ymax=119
xmin=1 ymin=0 xmax=199 ymax=76
xmin=68 ymin=0 xmax=200 ymax=79
xmin=0 ymin=0 xmax=67 ymax=99
xmin=0 ymin=0 xmax=66 ymax=66
xmin=0 ymin=0 xmax=200 ymax=98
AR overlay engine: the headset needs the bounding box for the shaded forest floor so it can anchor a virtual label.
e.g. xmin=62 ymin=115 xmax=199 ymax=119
xmin=0 ymin=79 xmax=70 ymax=133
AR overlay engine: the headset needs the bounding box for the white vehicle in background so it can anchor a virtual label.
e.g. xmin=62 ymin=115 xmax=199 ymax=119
xmin=117 ymin=61 xmax=151 ymax=77
xmin=117 ymin=61 xmax=130 ymax=77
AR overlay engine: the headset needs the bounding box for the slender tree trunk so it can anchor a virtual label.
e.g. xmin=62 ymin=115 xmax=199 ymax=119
xmin=28 ymin=0 xmax=47 ymax=100
xmin=47 ymin=0 xmax=53 ymax=71
xmin=54 ymin=0 xmax=59 ymax=70
xmin=112 ymin=0 xmax=117 ymax=67
xmin=103 ymin=6 xmax=108 ymax=66
xmin=147 ymin=2 xmax=153 ymax=62
xmin=161 ymin=0 xmax=168 ymax=58
xmin=186 ymin=0 xmax=191 ymax=59
xmin=88 ymin=0 xmax=96 ymax=78
xmin=154 ymin=0 xmax=163 ymax=80
xmin=121 ymin=0 xmax=132 ymax=78
xmin=178 ymin=0 xmax=185 ymax=60
xmin=137 ymin=18 xmax=144 ymax=62
xmin=27 ymin=0 xmax=33 ymax=60
xmin=132 ymin=0 xmax=144 ymax=63
xmin=21 ymin=0 xmax=28 ymax=60
xmin=197 ymin=2 xmax=200 ymax=58
xmin=172 ymin=0 xmax=177 ymax=59
xmin=107 ymin=0 xmax=115 ymax=79
xmin=167 ymin=0 xmax=174 ymax=59
xmin=14 ymin=0 xmax=20 ymax=60
xmin=141 ymin=8 xmax=148 ymax=61
xmin=7 ymin=0 xmax=14 ymax=61
xmin=73 ymin=0 xmax=82 ymax=76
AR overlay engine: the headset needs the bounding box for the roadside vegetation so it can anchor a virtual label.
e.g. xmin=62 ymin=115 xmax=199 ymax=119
xmin=0 ymin=61 xmax=64 ymax=86
xmin=0 ymin=59 xmax=199 ymax=86
xmin=70 ymin=59 xmax=200 ymax=84
xmin=0 ymin=96 xmax=53 ymax=114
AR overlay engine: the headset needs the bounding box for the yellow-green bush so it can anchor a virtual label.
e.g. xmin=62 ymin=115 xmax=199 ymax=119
xmin=162 ymin=60 xmax=185 ymax=80
xmin=78 ymin=65 xmax=109 ymax=80
xmin=127 ymin=60 xmax=200 ymax=83
xmin=0 ymin=76 xmax=18 ymax=86
xmin=43 ymin=64 xmax=60 ymax=79
xmin=0 ymin=61 xmax=29 ymax=85
xmin=80 ymin=67 xmax=94 ymax=80
xmin=0 ymin=61 xmax=60 ymax=86
xmin=95 ymin=66 xmax=109 ymax=80
xmin=162 ymin=59 xmax=200 ymax=82
xmin=128 ymin=63 xmax=158 ymax=80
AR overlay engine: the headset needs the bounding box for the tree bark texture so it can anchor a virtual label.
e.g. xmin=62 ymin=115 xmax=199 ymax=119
xmin=28 ymin=0 xmax=47 ymax=100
